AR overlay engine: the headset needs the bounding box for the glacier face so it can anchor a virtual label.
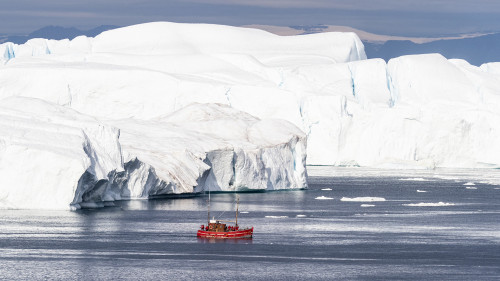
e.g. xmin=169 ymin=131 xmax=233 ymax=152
xmin=1 ymin=22 xmax=500 ymax=208
xmin=0 ymin=98 xmax=307 ymax=210
xmin=2 ymin=22 xmax=499 ymax=169
xmin=0 ymin=97 xmax=123 ymax=209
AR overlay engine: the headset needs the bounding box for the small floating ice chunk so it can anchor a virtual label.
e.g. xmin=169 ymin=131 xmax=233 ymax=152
xmin=341 ymin=197 xmax=386 ymax=202
xmin=399 ymin=178 xmax=427 ymax=181
xmin=240 ymin=211 xmax=249 ymax=214
xmin=466 ymin=186 xmax=477 ymax=190
xmin=315 ymin=196 xmax=333 ymax=200
xmin=321 ymin=188 xmax=332 ymax=191
xmin=464 ymin=182 xmax=475 ymax=186
xmin=265 ymin=216 xmax=288 ymax=218
xmin=416 ymin=190 xmax=427 ymax=193
xmin=360 ymin=204 xmax=375 ymax=207
xmin=296 ymin=214 xmax=306 ymax=218
xmin=403 ymin=202 xmax=455 ymax=207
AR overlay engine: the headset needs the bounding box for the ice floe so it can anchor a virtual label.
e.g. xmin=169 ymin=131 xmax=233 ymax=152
xmin=315 ymin=196 xmax=334 ymax=200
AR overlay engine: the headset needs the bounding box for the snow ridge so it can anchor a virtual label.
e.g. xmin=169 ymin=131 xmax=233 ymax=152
xmin=0 ymin=98 xmax=307 ymax=210
xmin=2 ymin=22 xmax=500 ymax=208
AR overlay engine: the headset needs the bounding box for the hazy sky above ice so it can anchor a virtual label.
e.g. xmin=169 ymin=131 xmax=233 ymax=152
xmin=2 ymin=0 xmax=500 ymax=36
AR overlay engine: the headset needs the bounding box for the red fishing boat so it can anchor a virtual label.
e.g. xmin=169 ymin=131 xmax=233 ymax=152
xmin=197 ymin=196 xmax=253 ymax=239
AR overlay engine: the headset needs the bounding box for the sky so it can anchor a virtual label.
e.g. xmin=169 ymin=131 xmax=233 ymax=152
xmin=2 ymin=0 xmax=500 ymax=37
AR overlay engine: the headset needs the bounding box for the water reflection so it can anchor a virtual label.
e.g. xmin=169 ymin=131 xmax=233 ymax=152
xmin=197 ymin=237 xmax=253 ymax=244
xmin=115 ymin=196 xmax=207 ymax=211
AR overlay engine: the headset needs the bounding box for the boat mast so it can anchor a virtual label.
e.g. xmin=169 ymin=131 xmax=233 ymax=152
xmin=207 ymin=187 xmax=210 ymax=225
xmin=236 ymin=195 xmax=239 ymax=227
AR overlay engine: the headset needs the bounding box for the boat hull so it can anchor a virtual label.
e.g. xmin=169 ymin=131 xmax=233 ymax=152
xmin=197 ymin=227 xmax=253 ymax=239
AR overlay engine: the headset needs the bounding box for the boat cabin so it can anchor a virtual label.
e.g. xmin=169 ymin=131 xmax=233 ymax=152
xmin=200 ymin=220 xmax=239 ymax=232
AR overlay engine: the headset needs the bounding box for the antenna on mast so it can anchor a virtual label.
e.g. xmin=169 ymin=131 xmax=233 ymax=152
xmin=236 ymin=195 xmax=239 ymax=227
xmin=207 ymin=187 xmax=211 ymax=226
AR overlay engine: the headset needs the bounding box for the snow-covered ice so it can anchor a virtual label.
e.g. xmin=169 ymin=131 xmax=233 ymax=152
xmin=2 ymin=22 xmax=500 ymax=170
xmin=0 ymin=97 xmax=122 ymax=210
xmin=3 ymin=22 xmax=500 ymax=170
xmin=2 ymin=21 xmax=500 ymax=209
xmin=0 ymin=22 xmax=362 ymax=209
xmin=0 ymin=98 xmax=307 ymax=209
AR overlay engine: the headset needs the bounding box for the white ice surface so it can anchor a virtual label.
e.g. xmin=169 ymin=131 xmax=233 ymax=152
xmin=0 ymin=97 xmax=123 ymax=209
xmin=315 ymin=196 xmax=334 ymax=200
xmin=2 ymin=22 xmax=500 ymax=208
xmin=109 ymin=103 xmax=308 ymax=196
xmin=2 ymin=23 xmax=499 ymax=169
xmin=0 ymin=99 xmax=307 ymax=210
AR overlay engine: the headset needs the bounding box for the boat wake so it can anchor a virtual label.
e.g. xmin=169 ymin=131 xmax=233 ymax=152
xmin=265 ymin=216 xmax=289 ymax=219
xmin=341 ymin=197 xmax=386 ymax=202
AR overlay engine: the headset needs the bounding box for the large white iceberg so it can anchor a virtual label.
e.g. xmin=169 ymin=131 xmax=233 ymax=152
xmin=0 ymin=97 xmax=123 ymax=209
xmin=1 ymin=22 xmax=500 ymax=209
xmin=0 ymin=97 xmax=307 ymax=210
xmin=108 ymin=103 xmax=307 ymax=198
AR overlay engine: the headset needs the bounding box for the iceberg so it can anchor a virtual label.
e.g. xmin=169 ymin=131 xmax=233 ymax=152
xmin=0 ymin=97 xmax=123 ymax=209
xmin=108 ymin=103 xmax=308 ymax=197
xmin=0 ymin=98 xmax=307 ymax=210
xmin=1 ymin=21 xmax=500 ymax=208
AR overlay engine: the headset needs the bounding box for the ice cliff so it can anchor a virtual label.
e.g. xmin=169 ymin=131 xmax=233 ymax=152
xmin=0 ymin=98 xmax=306 ymax=210
xmin=1 ymin=22 xmax=500 ymax=208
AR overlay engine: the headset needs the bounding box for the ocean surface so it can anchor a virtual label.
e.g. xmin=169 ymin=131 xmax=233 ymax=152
xmin=1 ymin=167 xmax=500 ymax=280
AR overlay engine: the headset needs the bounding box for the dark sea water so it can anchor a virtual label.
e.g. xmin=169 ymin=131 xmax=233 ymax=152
xmin=1 ymin=167 xmax=500 ymax=280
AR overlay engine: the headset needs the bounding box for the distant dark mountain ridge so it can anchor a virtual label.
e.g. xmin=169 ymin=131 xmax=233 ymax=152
xmin=364 ymin=33 xmax=500 ymax=66
xmin=1 ymin=25 xmax=119 ymax=44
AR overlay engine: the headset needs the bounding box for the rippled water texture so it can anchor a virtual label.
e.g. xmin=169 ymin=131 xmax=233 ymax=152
xmin=1 ymin=167 xmax=499 ymax=280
